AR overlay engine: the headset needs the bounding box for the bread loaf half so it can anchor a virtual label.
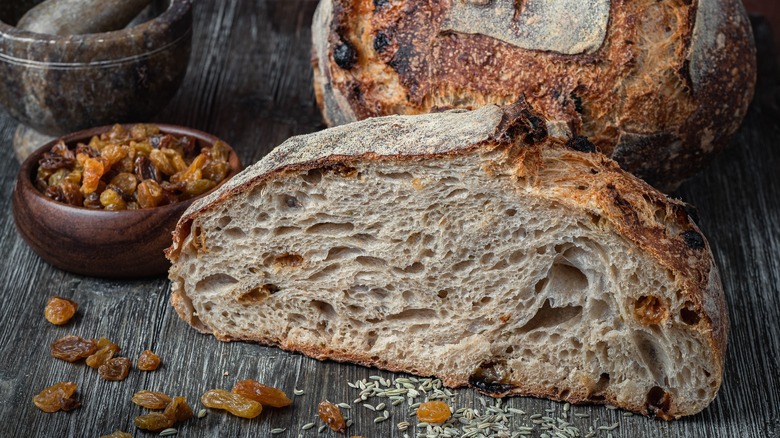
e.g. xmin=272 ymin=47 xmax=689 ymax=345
xmin=311 ymin=0 xmax=756 ymax=191
xmin=167 ymin=103 xmax=727 ymax=419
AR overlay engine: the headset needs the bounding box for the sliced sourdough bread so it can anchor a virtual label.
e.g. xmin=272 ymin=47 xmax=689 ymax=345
xmin=166 ymin=102 xmax=727 ymax=419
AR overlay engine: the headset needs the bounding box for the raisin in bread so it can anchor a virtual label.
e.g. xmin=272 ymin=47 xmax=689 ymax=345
xmin=167 ymin=102 xmax=727 ymax=419
xmin=311 ymin=0 xmax=756 ymax=191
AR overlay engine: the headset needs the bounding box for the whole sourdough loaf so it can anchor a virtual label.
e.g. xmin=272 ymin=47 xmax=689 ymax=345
xmin=310 ymin=0 xmax=756 ymax=191
xmin=167 ymin=103 xmax=727 ymax=419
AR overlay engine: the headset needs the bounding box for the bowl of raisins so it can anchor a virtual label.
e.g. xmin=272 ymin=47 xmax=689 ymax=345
xmin=12 ymin=123 xmax=242 ymax=278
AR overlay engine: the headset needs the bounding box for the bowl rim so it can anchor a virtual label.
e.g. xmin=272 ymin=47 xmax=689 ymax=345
xmin=0 ymin=0 xmax=192 ymax=50
xmin=17 ymin=122 xmax=242 ymax=215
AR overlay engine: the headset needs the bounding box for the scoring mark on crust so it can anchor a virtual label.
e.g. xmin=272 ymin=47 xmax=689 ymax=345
xmin=441 ymin=0 xmax=611 ymax=55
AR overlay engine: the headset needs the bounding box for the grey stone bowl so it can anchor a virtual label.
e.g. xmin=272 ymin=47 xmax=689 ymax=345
xmin=0 ymin=0 xmax=192 ymax=137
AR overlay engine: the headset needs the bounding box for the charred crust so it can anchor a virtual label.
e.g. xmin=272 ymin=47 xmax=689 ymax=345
xmin=374 ymin=31 xmax=391 ymax=52
xmin=387 ymin=44 xmax=414 ymax=76
xmin=496 ymin=100 xmax=548 ymax=145
xmin=567 ymin=136 xmax=597 ymax=153
xmin=682 ymin=229 xmax=705 ymax=250
xmin=334 ymin=41 xmax=357 ymax=70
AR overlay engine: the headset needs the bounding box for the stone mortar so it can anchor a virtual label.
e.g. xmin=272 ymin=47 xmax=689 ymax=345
xmin=0 ymin=0 xmax=192 ymax=160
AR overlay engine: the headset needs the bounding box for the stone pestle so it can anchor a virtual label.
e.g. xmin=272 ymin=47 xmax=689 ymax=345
xmin=17 ymin=0 xmax=154 ymax=35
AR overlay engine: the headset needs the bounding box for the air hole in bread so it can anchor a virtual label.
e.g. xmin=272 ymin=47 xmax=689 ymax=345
xmin=307 ymin=264 xmax=342 ymax=281
xmin=646 ymin=386 xmax=672 ymax=418
xmin=218 ymin=216 xmax=232 ymax=227
xmin=587 ymin=373 xmax=610 ymax=400
xmin=251 ymin=227 xmax=268 ymax=236
xmin=301 ymin=168 xmax=323 ymax=185
xmin=452 ymin=259 xmax=474 ymax=273
xmin=634 ymin=331 xmax=669 ymax=384
xmin=505 ymin=208 xmax=517 ymax=217
xmin=306 ymin=222 xmax=355 ymax=235
xmin=311 ymin=300 xmax=336 ymax=319
xmin=519 ymin=300 xmax=583 ymax=333
xmin=279 ymin=194 xmax=303 ymax=209
xmin=274 ymin=226 xmax=300 ymax=236
xmin=355 ymin=256 xmax=386 ymax=268
xmin=535 ymin=276 xmax=550 ymax=293
xmin=325 ymin=246 xmax=362 ymax=261
xmin=680 ymin=302 xmax=701 ymax=325
xmin=376 ymin=171 xmax=413 ymax=181
xmin=195 ymin=273 xmax=238 ymax=296
xmin=224 ymin=227 xmax=245 ymax=239
xmin=437 ymin=289 xmax=449 ymax=299
xmin=366 ymin=330 xmax=378 ymax=349
xmin=446 ymin=188 xmax=468 ymax=199
xmin=395 ymin=262 xmax=425 ymax=274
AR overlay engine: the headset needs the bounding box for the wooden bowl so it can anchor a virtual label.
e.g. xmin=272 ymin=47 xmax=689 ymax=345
xmin=12 ymin=124 xmax=242 ymax=278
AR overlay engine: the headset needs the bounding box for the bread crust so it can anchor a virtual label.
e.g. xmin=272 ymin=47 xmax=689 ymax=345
xmin=310 ymin=0 xmax=756 ymax=191
xmin=168 ymin=102 xmax=727 ymax=419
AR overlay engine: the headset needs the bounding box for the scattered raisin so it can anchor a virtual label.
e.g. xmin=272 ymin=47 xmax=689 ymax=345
xmin=232 ymin=380 xmax=292 ymax=408
xmin=134 ymin=412 xmax=175 ymax=432
xmin=100 ymin=432 xmax=132 ymax=438
xmin=163 ymin=396 xmax=194 ymax=422
xmin=137 ymin=350 xmax=161 ymax=371
xmin=318 ymin=400 xmax=346 ymax=433
xmin=201 ymin=389 xmax=263 ymax=419
xmin=98 ymin=357 xmax=131 ymax=381
xmin=416 ymin=401 xmax=452 ymax=423
xmin=132 ymin=390 xmax=172 ymax=409
xmin=44 ymin=296 xmax=78 ymax=325
xmin=51 ymin=336 xmax=97 ymax=362
xmin=86 ymin=338 xmax=120 ymax=368
xmin=33 ymin=381 xmax=78 ymax=413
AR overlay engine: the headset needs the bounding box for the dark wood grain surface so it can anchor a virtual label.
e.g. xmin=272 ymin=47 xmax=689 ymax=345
xmin=0 ymin=1 xmax=778 ymax=437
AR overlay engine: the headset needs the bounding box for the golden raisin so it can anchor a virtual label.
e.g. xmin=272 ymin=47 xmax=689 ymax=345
xmin=44 ymin=296 xmax=78 ymax=325
xmin=100 ymin=431 xmax=132 ymax=438
xmin=81 ymin=156 xmax=107 ymax=195
xmin=416 ymin=401 xmax=451 ymax=424
xmin=634 ymin=295 xmax=667 ymax=325
xmin=232 ymin=380 xmax=292 ymax=408
xmin=33 ymin=381 xmax=79 ymax=413
xmin=99 ymin=188 xmax=126 ymax=210
xmin=98 ymin=357 xmax=131 ymax=381
xmin=163 ymin=396 xmax=194 ymax=422
xmin=134 ymin=412 xmax=175 ymax=432
xmin=318 ymin=400 xmax=346 ymax=433
xmin=201 ymin=389 xmax=263 ymax=419
xmin=110 ymin=172 xmax=138 ymax=195
xmin=136 ymin=179 xmax=165 ymax=208
xmin=51 ymin=336 xmax=97 ymax=362
xmin=132 ymin=390 xmax=172 ymax=409
xmin=86 ymin=337 xmax=120 ymax=369
xmin=137 ymin=350 xmax=161 ymax=371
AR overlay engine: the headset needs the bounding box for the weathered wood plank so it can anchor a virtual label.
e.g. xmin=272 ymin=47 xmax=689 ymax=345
xmin=0 ymin=1 xmax=778 ymax=437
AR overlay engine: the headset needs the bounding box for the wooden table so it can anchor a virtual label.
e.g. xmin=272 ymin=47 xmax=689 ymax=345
xmin=1 ymin=2 xmax=778 ymax=437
